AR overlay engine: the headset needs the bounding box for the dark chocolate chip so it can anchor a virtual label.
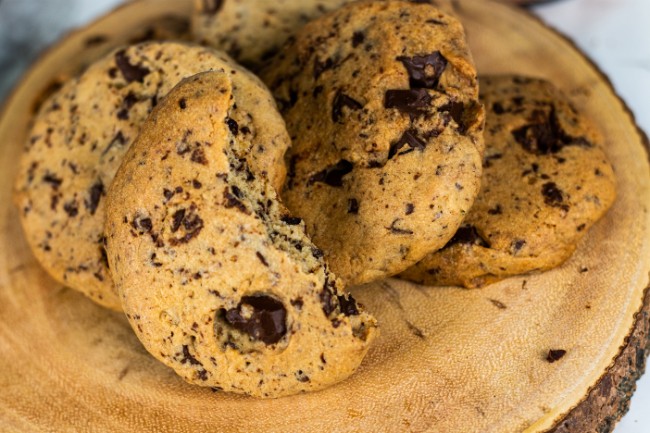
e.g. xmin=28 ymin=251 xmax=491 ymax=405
xmin=131 ymin=215 xmax=153 ymax=233
xmin=320 ymin=281 xmax=336 ymax=317
xmin=63 ymin=200 xmax=79 ymax=217
xmin=332 ymin=91 xmax=363 ymax=123
xmin=179 ymin=98 xmax=187 ymax=110
xmin=405 ymin=203 xmax=415 ymax=215
xmin=114 ymin=50 xmax=150 ymax=83
xmin=397 ymin=52 xmax=448 ymax=89
xmin=281 ymin=215 xmax=302 ymax=225
xmin=388 ymin=218 xmax=414 ymax=235
xmin=541 ymin=182 xmax=564 ymax=207
xmin=42 ymin=173 xmax=62 ymax=189
xmin=352 ymin=31 xmax=365 ymax=48
xmin=226 ymin=117 xmax=239 ymax=136
xmin=546 ymin=349 xmax=567 ymax=363
xmin=347 ymin=198 xmax=359 ymax=214
xmin=439 ymin=101 xmax=466 ymax=132
xmin=444 ymin=225 xmax=490 ymax=249
xmin=192 ymin=179 xmax=202 ymax=189
xmin=171 ymin=209 xmax=186 ymax=232
xmin=313 ymin=57 xmax=335 ymax=79
xmin=180 ymin=345 xmax=202 ymax=365
xmin=85 ymin=180 xmax=104 ymax=215
xmin=191 ymin=147 xmax=208 ymax=165
xmin=223 ymin=295 xmax=287 ymax=345
xmin=384 ymin=88 xmax=432 ymax=114
xmin=309 ymin=160 xmax=353 ymax=187
xmin=492 ymin=102 xmax=506 ymax=114
xmin=337 ymin=294 xmax=359 ymax=316
xmin=388 ymin=129 xmax=426 ymax=160
xmin=223 ymin=188 xmax=249 ymax=214
xmin=256 ymin=252 xmax=269 ymax=267
xmin=511 ymin=239 xmax=526 ymax=253
xmin=512 ymin=107 xmax=592 ymax=155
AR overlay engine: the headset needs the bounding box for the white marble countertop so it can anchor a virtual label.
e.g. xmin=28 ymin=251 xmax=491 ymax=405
xmin=0 ymin=0 xmax=648 ymax=431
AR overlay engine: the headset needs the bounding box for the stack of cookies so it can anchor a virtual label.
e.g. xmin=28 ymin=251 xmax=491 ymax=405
xmin=13 ymin=0 xmax=615 ymax=398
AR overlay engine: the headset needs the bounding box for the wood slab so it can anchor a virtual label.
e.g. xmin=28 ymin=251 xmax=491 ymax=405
xmin=0 ymin=0 xmax=648 ymax=432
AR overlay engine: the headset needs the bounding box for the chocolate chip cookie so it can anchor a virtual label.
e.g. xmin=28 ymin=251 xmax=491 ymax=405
xmin=400 ymin=75 xmax=617 ymax=288
xmin=261 ymin=1 xmax=485 ymax=286
xmin=14 ymin=41 xmax=290 ymax=310
xmin=192 ymin=0 xmax=453 ymax=70
xmin=105 ymin=71 xmax=377 ymax=398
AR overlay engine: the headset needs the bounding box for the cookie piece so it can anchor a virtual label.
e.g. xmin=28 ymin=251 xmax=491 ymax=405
xmin=105 ymin=71 xmax=377 ymax=398
xmin=400 ymin=75 xmax=617 ymax=288
xmin=192 ymin=0 xmax=453 ymax=70
xmin=14 ymin=42 xmax=290 ymax=310
xmin=261 ymin=1 xmax=485 ymax=286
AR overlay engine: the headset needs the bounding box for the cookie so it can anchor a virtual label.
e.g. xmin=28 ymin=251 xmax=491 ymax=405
xmin=105 ymin=71 xmax=378 ymax=398
xmin=400 ymin=75 xmax=617 ymax=288
xmin=14 ymin=41 xmax=290 ymax=310
xmin=261 ymin=1 xmax=485 ymax=286
xmin=192 ymin=0 xmax=453 ymax=70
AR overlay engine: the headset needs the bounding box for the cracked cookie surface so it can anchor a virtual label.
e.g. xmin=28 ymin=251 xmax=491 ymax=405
xmin=400 ymin=75 xmax=617 ymax=288
xmin=261 ymin=1 xmax=484 ymax=286
xmin=14 ymin=41 xmax=290 ymax=310
xmin=105 ymin=72 xmax=377 ymax=398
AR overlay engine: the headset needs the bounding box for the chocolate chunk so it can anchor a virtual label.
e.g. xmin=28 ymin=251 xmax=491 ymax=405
xmin=42 ymin=173 xmax=62 ymax=189
xmin=405 ymin=203 xmax=415 ymax=215
xmin=320 ymin=282 xmax=337 ymax=317
xmin=384 ymin=88 xmax=432 ymax=114
xmin=511 ymin=239 xmax=526 ymax=253
xmin=180 ymin=345 xmax=202 ymax=365
xmin=190 ymin=147 xmax=208 ymax=165
xmin=226 ymin=117 xmax=239 ymax=136
xmin=388 ymin=129 xmax=426 ymax=160
xmin=223 ymin=187 xmax=248 ymax=213
xmin=256 ymin=252 xmax=269 ymax=267
xmin=309 ymin=160 xmax=353 ymax=187
xmin=388 ymin=219 xmax=414 ymax=235
xmin=169 ymin=205 xmax=204 ymax=245
xmin=295 ymin=370 xmax=310 ymax=383
xmin=131 ymin=215 xmax=153 ymax=233
xmin=114 ymin=50 xmax=150 ymax=83
xmin=541 ymin=182 xmax=564 ymax=207
xmin=439 ymin=101 xmax=465 ymax=131
xmin=223 ymin=295 xmax=287 ymax=345
xmin=492 ymin=102 xmax=506 ymax=114
xmin=397 ymin=52 xmax=448 ymax=89
xmin=171 ymin=209 xmax=186 ymax=232
xmin=347 ymin=198 xmax=359 ymax=214
xmin=85 ymin=180 xmax=104 ymax=215
xmin=546 ymin=349 xmax=567 ymax=363
xmin=63 ymin=200 xmax=79 ymax=217
xmin=201 ymin=0 xmax=224 ymax=15
xmin=512 ymin=107 xmax=591 ymax=155
xmin=192 ymin=179 xmax=202 ymax=189
xmin=352 ymin=32 xmax=365 ymax=48
xmin=337 ymin=294 xmax=359 ymax=316
xmin=179 ymin=98 xmax=187 ymax=110
xmin=332 ymin=91 xmax=363 ymax=123
xmin=281 ymin=216 xmax=302 ymax=225
xmin=313 ymin=56 xmax=335 ymax=80
xmin=488 ymin=204 xmax=503 ymax=215
xmin=444 ymin=225 xmax=490 ymax=249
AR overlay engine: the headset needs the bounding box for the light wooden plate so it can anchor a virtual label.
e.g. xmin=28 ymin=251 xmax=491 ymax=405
xmin=0 ymin=0 xmax=648 ymax=432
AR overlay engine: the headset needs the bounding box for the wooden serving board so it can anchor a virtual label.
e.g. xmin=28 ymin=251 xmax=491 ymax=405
xmin=0 ymin=0 xmax=648 ymax=432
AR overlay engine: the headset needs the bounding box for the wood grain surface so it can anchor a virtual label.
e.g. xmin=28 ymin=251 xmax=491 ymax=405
xmin=0 ymin=0 xmax=648 ymax=432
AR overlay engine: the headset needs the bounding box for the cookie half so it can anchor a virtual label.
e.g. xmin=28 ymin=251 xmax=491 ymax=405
xmin=105 ymin=71 xmax=378 ymax=398
xmin=400 ymin=75 xmax=617 ymax=288
xmin=261 ymin=0 xmax=485 ymax=286
xmin=14 ymin=41 xmax=290 ymax=310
